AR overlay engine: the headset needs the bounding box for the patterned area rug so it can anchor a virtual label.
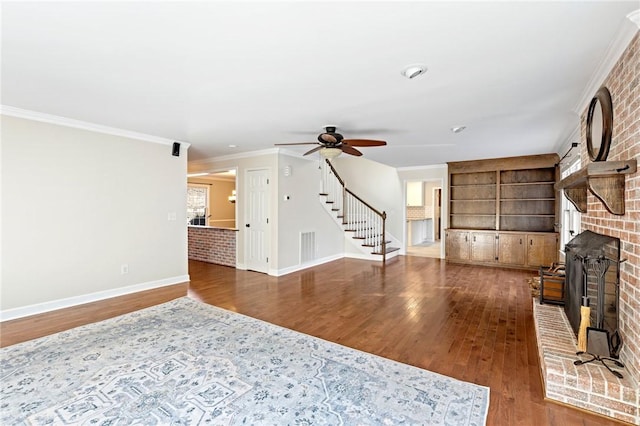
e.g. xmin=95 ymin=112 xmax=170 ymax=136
xmin=1 ymin=297 xmax=489 ymax=425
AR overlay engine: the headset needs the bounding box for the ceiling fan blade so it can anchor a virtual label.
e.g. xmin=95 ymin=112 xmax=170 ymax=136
xmin=341 ymin=145 xmax=363 ymax=156
xmin=303 ymin=146 xmax=323 ymax=156
xmin=275 ymin=142 xmax=319 ymax=146
xmin=319 ymin=133 xmax=338 ymax=144
xmin=342 ymin=139 xmax=387 ymax=147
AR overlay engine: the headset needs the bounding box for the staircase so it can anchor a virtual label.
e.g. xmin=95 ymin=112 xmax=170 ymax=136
xmin=319 ymin=158 xmax=400 ymax=262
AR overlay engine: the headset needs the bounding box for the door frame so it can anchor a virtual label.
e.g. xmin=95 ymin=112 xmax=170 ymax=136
xmin=244 ymin=167 xmax=272 ymax=274
xmin=402 ymin=177 xmax=445 ymax=258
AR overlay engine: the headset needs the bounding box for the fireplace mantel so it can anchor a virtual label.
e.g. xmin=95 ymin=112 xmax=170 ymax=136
xmin=555 ymin=159 xmax=637 ymax=215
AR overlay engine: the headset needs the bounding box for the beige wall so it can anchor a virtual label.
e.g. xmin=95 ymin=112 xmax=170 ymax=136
xmin=1 ymin=115 xmax=188 ymax=316
xmin=188 ymin=177 xmax=236 ymax=228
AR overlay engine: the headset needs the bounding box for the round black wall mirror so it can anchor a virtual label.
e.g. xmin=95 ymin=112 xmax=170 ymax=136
xmin=586 ymin=86 xmax=613 ymax=162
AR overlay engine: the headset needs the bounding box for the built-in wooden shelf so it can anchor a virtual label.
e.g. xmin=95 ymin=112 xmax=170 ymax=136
xmin=555 ymin=159 xmax=637 ymax=215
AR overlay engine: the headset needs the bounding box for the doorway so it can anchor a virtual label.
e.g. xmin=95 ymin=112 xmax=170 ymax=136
xmin=405 ymin=179 xmax=443 ymax=258
xmin=186 ymin=169 xmax=237 ymax=228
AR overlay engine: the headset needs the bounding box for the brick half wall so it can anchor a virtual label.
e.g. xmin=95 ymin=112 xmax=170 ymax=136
xmin=188 ymin=226 xmax=237 ymax=267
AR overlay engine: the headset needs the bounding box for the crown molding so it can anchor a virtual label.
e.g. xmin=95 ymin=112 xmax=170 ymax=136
xmin=573 ymin=17 xmax=639 ymax=114
xmin=0 ymin=105 xmax=189 ymax=148
xmin=189 ymin=147 xmax=318 ymax=166
xmin=189 ymin=148 xmax=281 ymax=165
xmin=628 ymin=9 xmax=640 ymax=29
xmin=277 ymin=147 xmax=316 ymax=160
xmin=397 ymin=163 xmax=447 ymax=172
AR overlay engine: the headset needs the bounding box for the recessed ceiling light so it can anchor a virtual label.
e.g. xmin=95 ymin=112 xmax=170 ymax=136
xmin=228 ymin=144 xmax=237 ymax=148
xmin=401 ymin=64 xmax=427 ymax=79
xmin=451 ymin=126 xmax=467 ymax=134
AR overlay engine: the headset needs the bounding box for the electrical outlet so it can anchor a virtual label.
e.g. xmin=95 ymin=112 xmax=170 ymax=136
xmin=121 ymin=264 xmax=129 ymax=274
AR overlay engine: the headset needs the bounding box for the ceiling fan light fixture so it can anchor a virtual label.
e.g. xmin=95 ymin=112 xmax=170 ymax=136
xmin=401 ymin=64 xmax=427 ymax=79
xmin=451 ymin=125 xmax=467 ymax=134
xmin=319 ymin=147 xmax=342 ymax=159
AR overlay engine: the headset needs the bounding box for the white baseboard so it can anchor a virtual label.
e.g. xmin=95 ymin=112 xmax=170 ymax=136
xmin=0 ymin=275 xmax=190 ymax=322
xmin=272 ymin=254 xmax=344 ymax=277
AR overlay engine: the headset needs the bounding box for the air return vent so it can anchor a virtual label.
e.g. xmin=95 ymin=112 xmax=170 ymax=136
xmin=300 ymin=231 xmax=316 ymax=263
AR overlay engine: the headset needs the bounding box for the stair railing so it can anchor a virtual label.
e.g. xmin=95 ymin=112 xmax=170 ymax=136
xmin=321 ymin=158 xmax=387 ymax=262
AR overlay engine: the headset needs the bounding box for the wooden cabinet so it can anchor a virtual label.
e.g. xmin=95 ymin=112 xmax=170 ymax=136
xmin=471 ymin=232 xmax=496 ymax=262
xmin=446 ymin=230 xmax=470 ymax=261
xmin=526 ymin=234 xmax=558 ymax=268
xmin=495 ymin=232 xmax=557 ymax=268
xmin=497 ymin=233 xmax=525 ymax=265
xmin=406 ymin=181 xmax=424 ymax=206
xmin=446 ymin=154 xmax=559 ymax=270
xmin=446 ymin=230 xmax=497 ymax=265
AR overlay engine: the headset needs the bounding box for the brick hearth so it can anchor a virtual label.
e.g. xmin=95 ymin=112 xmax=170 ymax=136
xmin=533 ymin=300 xmax=639 ymax=424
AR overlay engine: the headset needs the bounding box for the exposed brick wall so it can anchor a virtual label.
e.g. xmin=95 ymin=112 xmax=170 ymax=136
xmin=188 ymin=226 xmax=237 ymax=267
xmin=579 ymin=32 xmax=640 ymax=384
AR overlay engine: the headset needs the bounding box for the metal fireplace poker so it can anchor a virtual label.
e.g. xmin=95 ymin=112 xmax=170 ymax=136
xmin=573 ymin=255 xmax=625 ymax=379
xmin=562 ymin=230 xmax=624 ymax=378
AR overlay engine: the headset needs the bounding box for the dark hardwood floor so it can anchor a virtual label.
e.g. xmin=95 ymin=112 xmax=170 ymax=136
xmin=189 ymin=256 xmax=624 ymax=426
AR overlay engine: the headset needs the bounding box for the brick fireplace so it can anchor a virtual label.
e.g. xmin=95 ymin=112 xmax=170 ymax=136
xmin=578 ymin=31 xmax=640 ymax=388
xmin=534 ymin=29 xmax=639 ymax=423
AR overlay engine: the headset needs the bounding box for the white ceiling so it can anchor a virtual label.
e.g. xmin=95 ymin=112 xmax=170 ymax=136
xmin=2 ymin=2 xmax=638 ymax=168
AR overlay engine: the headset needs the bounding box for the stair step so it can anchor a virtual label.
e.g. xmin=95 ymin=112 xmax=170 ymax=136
xmin=344 ymin=227 xmax=375 ymax=232
xmin=319 ymin=193 xmax=328 ymax=196
xmin=372 ymin=247 xmax=400 ymax=255
xmin=362 ymin=240 xmax=391 ymax=247
xmin=352 ymin=234 xmax=383 ymax=240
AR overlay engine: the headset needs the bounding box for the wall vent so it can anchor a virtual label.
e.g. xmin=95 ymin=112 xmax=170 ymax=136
xmin=300 ymin=231 xmax=316 ymax=263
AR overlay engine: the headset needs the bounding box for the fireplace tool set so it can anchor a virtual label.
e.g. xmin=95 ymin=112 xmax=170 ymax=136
xmin=573 ymin=256 xmax=625 ymax=379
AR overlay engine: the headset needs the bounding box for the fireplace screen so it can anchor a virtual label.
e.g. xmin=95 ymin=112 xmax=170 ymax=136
xmin=564 ymin=230 xmax=621 ymax=356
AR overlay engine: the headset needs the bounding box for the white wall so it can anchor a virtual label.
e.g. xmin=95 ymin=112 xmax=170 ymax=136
xmin=188 ymin=151 xmax=278 ymax=269
xmin=1 ymin=115 xmax=188 ymax=316
xmin=331 ymin=156 xmax=404 ymax=239
xmin=188 ymin=151 xmax=344 ymax=274
xmin=277 ymin=154 xmax=344 ymax=269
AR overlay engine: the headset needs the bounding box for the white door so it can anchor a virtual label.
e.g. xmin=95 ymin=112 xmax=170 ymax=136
xmin=246 ymin=169 xmax=270 ymax=273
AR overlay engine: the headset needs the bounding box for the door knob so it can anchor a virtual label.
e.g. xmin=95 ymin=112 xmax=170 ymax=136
xmin=246 ymin=224 xmax=250 ymax=228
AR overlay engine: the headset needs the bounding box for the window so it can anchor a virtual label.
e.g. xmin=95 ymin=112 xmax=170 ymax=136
xmin=560 ymin=159 xmax=581 ymax=249
xmin=187 ymin=184 xmax=209 ymax=226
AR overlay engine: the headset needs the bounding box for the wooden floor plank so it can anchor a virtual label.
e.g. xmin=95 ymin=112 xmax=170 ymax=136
xmin=3 ymin=256 xmax=626 ymax=425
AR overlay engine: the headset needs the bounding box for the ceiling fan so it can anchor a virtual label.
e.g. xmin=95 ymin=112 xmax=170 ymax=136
xmin=275 ymin=126 xmax=387 ymax=157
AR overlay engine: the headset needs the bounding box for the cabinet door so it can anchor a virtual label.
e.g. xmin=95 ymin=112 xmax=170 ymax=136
xmin=498 ymin=233 xmax=526 ymax=266
xmin=446 ymin=231 xmax=470 ymax=261
xmin=471 ymin=232 xmax=496 ymax=263
xmin=526 ymin=234 xmax=558 ymax=268
xmin=407 ymin=182 xmax=424 ymax=206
